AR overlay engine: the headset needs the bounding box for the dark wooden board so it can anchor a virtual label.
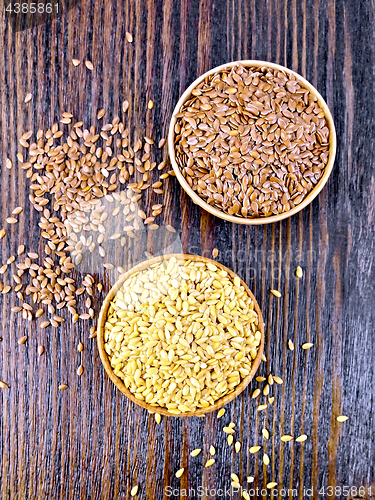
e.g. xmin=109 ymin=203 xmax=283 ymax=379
xmin=0 ymin=0 xmax=374 ymax=499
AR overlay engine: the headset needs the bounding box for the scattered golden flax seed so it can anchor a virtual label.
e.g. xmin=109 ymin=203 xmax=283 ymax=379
xmin=85 ymin=61 xmax=94 ymax=71
xmin=205 ymin=459 xmax=215 ymax=467
xmin=227 ymin=435 xmax=233 ymax=446
xmin=281 ymin=435 xmax=293 ymax=442
xmin=302 ymin=343 xmax=314 ymax=350
xmin=250 ymin=446 xmax=261 ymax=454
xmin=262 ymin=429 xmax=269 ymax=440
xmin=267 ymin=482 xmax=278 ymax=489
xmin=77 ymin=365 xmax=84 ymax=376
xmin=247 ymin=476 xmax=254 ymax=483
xmin=263 ymin=384 xmax=269 ymax=396
xmin=154 ymin=413 xmax=161 ymax=424
xmin=268 ymin=396 xmax=275 ymax=404
xmin=122 ymin=100 xmax=129 ymax=112
xmin=191 ymin=448 xmax=201 ymax=457
xmin=212 ymin=248 xmax=219 ymax=258
xmin=165 ymin=225 xmax=176 ymax=233
xmin=0 ymin=381 xmax=9 ymax=389
xmin=147 ymin=100 xmax=154 ymax=109
xmin=72 ymin=59 xmax=80 ymax=66
xmin=38 ymin=346 xmax=44 ymax=356
xmin=24 ymin=93 xmax=32 ymax=103
xmin=5 ymin=158 xmax=12 ymax=169
xmin=231 ymin=473 xmax=239 ymax=482
xmin=223 ymin=426 xmax=235 ymax=434
xmin=242 ymin=492 xmax=250 ymax=500
xmin=231 ymin=481 xmax=240 ymax=489
xmin=261 ymin=354 xmax=267 ymax=362
xmin=40 ymin=321 xmax=50 ymax=329
xmin=252 ymin=388 xmax=260 ymax=398
xmin=235 ymin=441 xmax=241 ymax=453
xmin=126 ymin=32 xmax=133 ymax=43
xmin=273 ymin=376 xmax=283 ymax=385
xmin=17 ymin=245 xmax=25 ymax=256
xmin=337 ymin=415 xmax=349 ymax=422
xmin=217 ymin=408 xmax=225 ymax=418
xmin=257 ymin=404 xmax=267 ymax=412
xmin=0 ymin=229 xmax=5 ymax=239
xmin=209 ymin=445 xmax=216 ymax=456
xmin=270 ymin=289 xmax=281 ymax=298
xmin=263 ymin=453 xmax=270 ymax=465
xmin=130 ymin=485 xmax=138 ymax=496
xmin=288 ymin=339 xmax=295 ymax=351
xmin=229 ymin=422 xmax=235 ymax=429
xmin=77 ymin=342 xmax=83 ymax=352
xmin=296 ymin=434 xmax=307 ymax=442
xmin=175 ymin=468 xmax=184 ymax=478
xmin=296 ymin=266 xmax=303 ymax=278
xmin=18 ymin=336 xmax=27 ymax=345
xmin=58 ymin=384 xmax=68 ymax=390
xmin=256 ymin=376 xmax=266 ymax=382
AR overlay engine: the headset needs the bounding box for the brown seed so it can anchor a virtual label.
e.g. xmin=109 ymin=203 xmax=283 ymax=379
xmin=148 ymin=100 xmax=154 ymax=109
xmin=0 ymin=229 xmax=5 ymax=239
xmin=85 ymin=61 xmax=94 ymax=71
xmin=72 ymin=59 xmax=80 ymax=66
xmin=6 ymin=217 xmax=18 ymax=224
xmin=270 ymin=289 xmax=281 ymax=298
xmin=126 ymin=32 xmax=133 ymax=43
xmin=77 ymin=342 xmax=84 ymax=352
xmin=77 ymin=365 xmax=84 ymax=376
xmin=6 ymin=158 xmax=12 ymax=169
xmin=24 ymin=93 xmax=32 ymax=103
xmin=38 ymin=346 xmax=45 ymax=356
xmin=0 ymin=381 xmax=9 ymax=389
xmin=212 ymin=248 xmax=219 ymax=258
xmin=59 ymin=384 xmax=68 ymax=390
xmin=40 ymin=321 xmax=50 ymax=329
xmin=18 ymin=336 xmax=27 ymax=345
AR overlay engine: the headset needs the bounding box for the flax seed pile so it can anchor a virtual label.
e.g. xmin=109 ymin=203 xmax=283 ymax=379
xmin=174 ymin=64 xmax=330 ymax=218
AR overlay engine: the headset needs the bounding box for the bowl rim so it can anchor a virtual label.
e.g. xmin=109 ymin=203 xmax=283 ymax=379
xmin=168 ymin=59 xmax=337 ymax=225
xmin=97 ymin=253 xmax=265 ymax=417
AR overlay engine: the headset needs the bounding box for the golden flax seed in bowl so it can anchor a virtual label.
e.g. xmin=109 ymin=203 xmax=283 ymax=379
xmin=97 ymin=254 xmax=264 ymax=416
xmin=168 ymin=61 xmax=336 ymax=225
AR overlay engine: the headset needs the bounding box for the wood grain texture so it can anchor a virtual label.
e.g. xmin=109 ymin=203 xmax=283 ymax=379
xmin=0 ymin=0 xmax=374 ymax=499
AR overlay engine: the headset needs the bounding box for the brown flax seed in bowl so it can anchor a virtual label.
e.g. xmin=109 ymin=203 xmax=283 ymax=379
xmin=173 ymin=64 xmax=330 ymax=219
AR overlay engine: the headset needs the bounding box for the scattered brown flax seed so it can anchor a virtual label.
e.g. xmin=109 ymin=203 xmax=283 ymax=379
xmin=0 ymin=381 xmax=9 ymax=389
xmin=38 ymin=346 xmax=45 ymax=356
xmin=77 ymin=365 xmax=84 ymax=376
xmin=6 ymin=158 xmax=12 ymax=169
xmin=126 ymin=32 xmax=133 ymax=43
xmin=58 ymin=384 xmax=68 ymax=390
xmin=72 ymin=59 xmax=80 ymax=66
xmin=212 ymin=248 xmax=219 ymax=258
xmin=85 ymin=61 xmax=94 ymax=71
xmin=267 ymin=482 xmax=278 ymax=489
xmin=0 ymin=229 xmax=5 ymax=239
xmin=77 ymin=342 xmax=83 ymax=352
xmin=18 ymin=336 xmax=27 ymax=345
xmin=24 ymin=93 xmax=32 ymax=103
xmin=12 ymin=207 xmax=23 ymax=215
xmin=6 ymin=217 xmax=18 ymax=224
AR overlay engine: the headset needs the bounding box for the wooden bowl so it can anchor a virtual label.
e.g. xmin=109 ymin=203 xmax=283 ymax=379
xmin=168 ymin=60 xmax=337 ymax=225
xmin=97 ymin=254 xmax=265 ymax=417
